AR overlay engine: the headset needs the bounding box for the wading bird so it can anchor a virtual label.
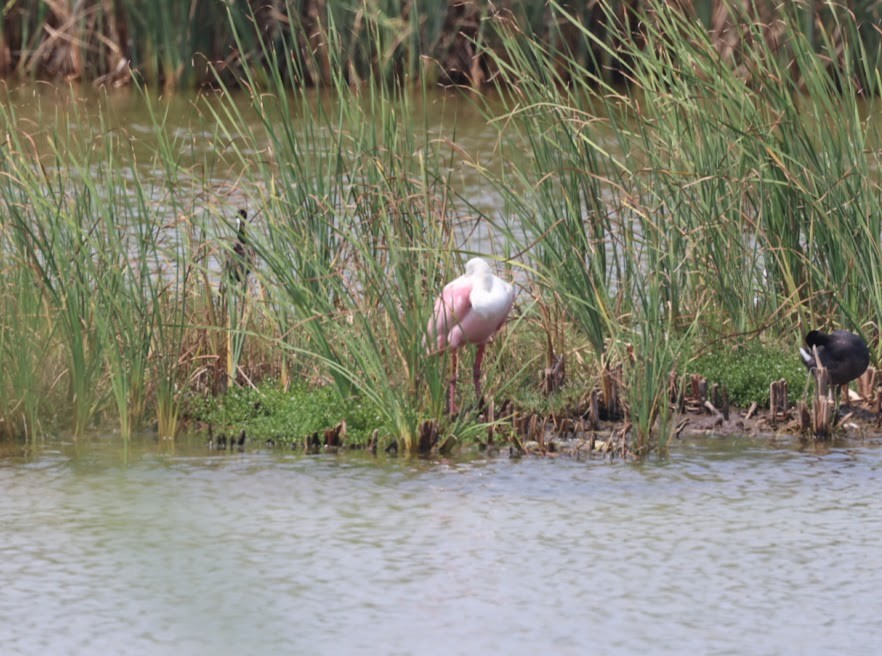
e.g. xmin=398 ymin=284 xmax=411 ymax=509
xmin=225 ymin=209 xmax=253 ymax=285
xmin=427 ymin=257 xmax=515 ymax=414
xmin=218 ymin=208 xmax=256 ymax=393
xmin=799 ymin=329 xmax=870 ymax=400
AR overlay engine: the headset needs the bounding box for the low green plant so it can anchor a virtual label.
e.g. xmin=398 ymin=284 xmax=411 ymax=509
xmin=185 ymin=383 xmax=391 ymax=446
xmin=691 ymin=342 xmax=808 ymax=408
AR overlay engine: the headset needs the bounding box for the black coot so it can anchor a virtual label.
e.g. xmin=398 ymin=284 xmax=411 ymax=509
xmin=799 ymin=329 xmax=870 ymax=386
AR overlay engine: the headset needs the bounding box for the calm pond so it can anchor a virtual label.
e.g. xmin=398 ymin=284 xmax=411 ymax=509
xmin=2 ymin=435 xmax=882 ymax=655
xmin=3 ymin=83 xmax=511 ymax=212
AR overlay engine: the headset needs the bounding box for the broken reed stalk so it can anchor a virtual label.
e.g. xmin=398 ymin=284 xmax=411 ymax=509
xmin=668 ymin=371 xmax=680 ymax=408
xmin=486 ymin=398 xmax=495 ymax=444
xmin=417 ymin=419 xmax=439 ymax=453
xmin=324 ymin=420 xmax=346 ymax=448
xmin=690 ymin=373 xmax=702 ymax=400
xmin=587 ymin=388 xmax=600 ymax=430
xmin=769 ymin=378 xmax=788 ymax=427
xmin=797 ymin=401 xmax=810 ymax=431
xmin=811 ymin=365 xmax=833 ymax=438
xmin=601 ymin=363 xmax=622 ymax=418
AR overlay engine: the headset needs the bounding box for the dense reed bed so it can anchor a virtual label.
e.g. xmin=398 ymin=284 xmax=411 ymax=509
xmin=1 ymin=1 xmax=880 ymax=92
xmin=0 ymin=0 xmax=880 ymax=454
xmin=485 ymin=0 xmax=882 ymax=452
xmin=0 ymin=0 xmax=586 ymax=89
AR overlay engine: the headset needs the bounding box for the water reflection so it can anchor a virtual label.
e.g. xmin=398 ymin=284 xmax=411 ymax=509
xmin=1 ymin=436 xmax=881 ymax=655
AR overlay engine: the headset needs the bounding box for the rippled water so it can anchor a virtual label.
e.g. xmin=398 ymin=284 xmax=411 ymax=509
xmin=2 ymin=436 xmax=881 ymax=655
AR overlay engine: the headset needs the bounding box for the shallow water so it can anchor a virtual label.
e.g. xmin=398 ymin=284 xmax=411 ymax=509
xmin=2 ymin=436 xmax=881 ymax=655
xmin=4 ymin=82 xmax=521 ymax=258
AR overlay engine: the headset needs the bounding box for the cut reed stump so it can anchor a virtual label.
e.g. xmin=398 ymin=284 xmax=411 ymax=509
xmin=617 ymin=421 xmax=632 ymax=458
xmin=668 ymin=370 xmax=679 ymax=403
xmin=808 ymin=366 xmax=833 ymax=439
xmin=601 ymin=363 xmax=623 ymax=419
xmin=584 ymin=388 xmax=600 ymax=430
xmin=769 ymin=379 xmax=788 ymax=428
xmin=680 ymin=374 xmax=714 ymax=415
xmin=417 ymin=419 xmax=439 ymax=453
xmin=876 ymin=388 xmax=882 ymax=429
xmin=485 ymin=399 xmax=495 ymax=444
xmin=691 ymin=374 xmax=708 ymax=405
xmin=324 ymin=421 xmax=346 ymax=449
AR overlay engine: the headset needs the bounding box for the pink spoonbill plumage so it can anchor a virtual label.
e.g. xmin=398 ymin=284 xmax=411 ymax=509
xmin=427 ymin=257 xmax=515 ymax=414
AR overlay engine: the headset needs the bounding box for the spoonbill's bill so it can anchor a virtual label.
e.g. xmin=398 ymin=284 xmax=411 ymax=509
xmin=427 ymin=257 xmax=515 ymax=413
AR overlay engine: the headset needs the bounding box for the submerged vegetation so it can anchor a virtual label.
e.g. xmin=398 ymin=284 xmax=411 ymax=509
xmin=1 ymin=0 xmax=881 ymax=455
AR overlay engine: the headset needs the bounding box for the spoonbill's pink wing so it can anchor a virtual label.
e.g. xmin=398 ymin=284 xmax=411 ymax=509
xmin=463 ymin=276 xmax=514 ymax=344
xmin=428 ymin=276 xmax=473 ymax=351
xmin=458 ymin=296 xmax=513 ymax=345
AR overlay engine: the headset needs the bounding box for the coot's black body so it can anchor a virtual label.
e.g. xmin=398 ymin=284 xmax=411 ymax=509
xmin=799 ymin=330 xmax=870 ymax=386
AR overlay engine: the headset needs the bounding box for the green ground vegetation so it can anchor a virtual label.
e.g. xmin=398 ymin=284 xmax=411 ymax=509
xmin=184 ymin=338 xmax=807 ymax=448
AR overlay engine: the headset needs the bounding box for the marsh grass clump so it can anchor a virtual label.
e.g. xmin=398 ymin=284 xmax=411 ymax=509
xmin=476 ymin=0 xmax=882 ymax=451
xmin=203 ymin=15 xmax=515 ymax=453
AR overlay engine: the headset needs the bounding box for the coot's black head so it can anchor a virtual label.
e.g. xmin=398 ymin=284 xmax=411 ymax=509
xmin=805 ymin=330 xmax=828 ymax=348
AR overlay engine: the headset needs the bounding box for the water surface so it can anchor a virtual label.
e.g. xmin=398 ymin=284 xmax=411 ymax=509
xmin=2 ymin=436 xmax=881 ymax=655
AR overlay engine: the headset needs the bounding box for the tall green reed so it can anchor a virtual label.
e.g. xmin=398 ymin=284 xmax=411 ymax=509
xmin=138 ymin=90 xmax=211 ymax=440
xmin=0 ymin=83 xmax=222 ymax=441
xmin=204 ymin=7 xmax=500 ymax=450
xmin=0 ymin=134 xmax=107 ymax=438
xmin=0 ymin=264 xmax=52 ymax=441
xmin=481 ymin=0 xmax=882 ymax=451
xmin=480 ymin=25 xmax=621 ymax=364
xmin=609 ymin=1 xmax=882 ymax=338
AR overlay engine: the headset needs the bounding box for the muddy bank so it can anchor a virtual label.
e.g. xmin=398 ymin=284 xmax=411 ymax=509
xmin=511 ymin=402 xmax=882 ymax=459
xmin=197 ymin=395 xmax=882 ymax=459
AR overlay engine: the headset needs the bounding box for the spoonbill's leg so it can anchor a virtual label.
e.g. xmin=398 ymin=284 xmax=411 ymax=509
xmin=473 ymin=343 xmax=487 ymax=410
xmin=448 ymin=350 xmax=459 ymax=415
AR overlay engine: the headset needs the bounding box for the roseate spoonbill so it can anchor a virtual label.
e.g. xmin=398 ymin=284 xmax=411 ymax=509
xmin=427 ymin=257 xmax=515 ymax=413
xmin=799 ymin=329 xmax=870 ymax=398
